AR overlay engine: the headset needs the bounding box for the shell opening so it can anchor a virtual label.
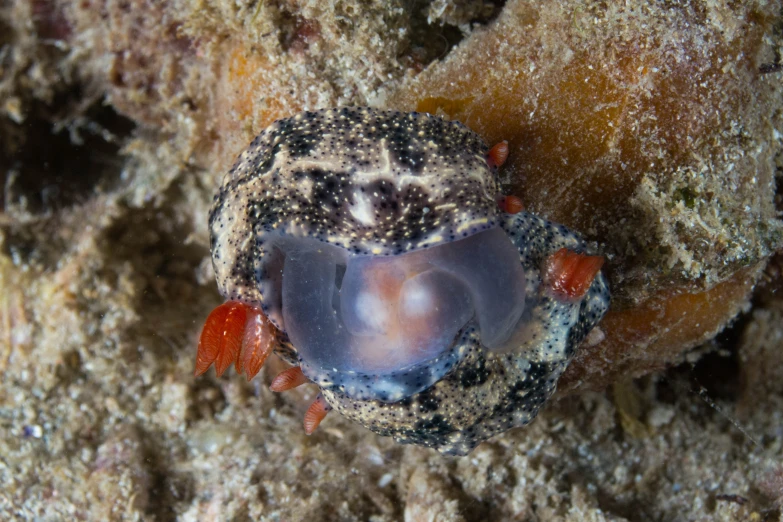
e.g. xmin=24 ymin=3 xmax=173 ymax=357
xmin=269 ymin=226 xmax=527 ymax=376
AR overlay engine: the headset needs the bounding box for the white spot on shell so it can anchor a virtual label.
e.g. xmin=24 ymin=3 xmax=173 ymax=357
xmin=350 ymin=191 xmax=376 ymax=226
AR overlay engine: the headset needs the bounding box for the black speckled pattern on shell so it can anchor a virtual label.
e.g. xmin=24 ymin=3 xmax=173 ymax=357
xmin=209 ymin=107 xmax=498 ymax=329
xmin=321 ymin=211 xmax=610 ymax=456
xmin=208 ymin=107 xmax=610 ymax=455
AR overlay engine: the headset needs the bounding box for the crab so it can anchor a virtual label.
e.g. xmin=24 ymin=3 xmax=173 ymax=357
xmin=195 ymin=107 xmax=609 ymax=456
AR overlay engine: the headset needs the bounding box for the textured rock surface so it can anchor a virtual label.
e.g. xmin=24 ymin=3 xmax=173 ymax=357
xmin=0 ymin=0 xmax=781 ymax=520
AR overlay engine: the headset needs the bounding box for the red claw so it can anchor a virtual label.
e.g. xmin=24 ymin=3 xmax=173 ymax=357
xmin=194 ymin=301 xmax=275 ymax=380
xmin=544 ymin=248 xmax=605 ymax=301
xmin=195 ymin=301 xmax=324 ymax=435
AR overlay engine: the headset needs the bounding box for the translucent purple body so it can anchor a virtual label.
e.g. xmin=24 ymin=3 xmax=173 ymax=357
xmin=275 ymin=227 xmax=526 ymax=377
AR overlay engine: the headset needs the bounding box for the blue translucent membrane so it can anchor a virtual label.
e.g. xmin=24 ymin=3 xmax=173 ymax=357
xmin=276 ymin=227 xmax=526 ymax=374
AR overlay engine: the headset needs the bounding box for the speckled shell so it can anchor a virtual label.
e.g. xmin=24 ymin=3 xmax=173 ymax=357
xmin=209 ymin=107 xmax=499 ymax=329
xmin=208 ymin=107 xmax=610 ymax=455
xmin=323 ymin=211 xmax=609 ymax=455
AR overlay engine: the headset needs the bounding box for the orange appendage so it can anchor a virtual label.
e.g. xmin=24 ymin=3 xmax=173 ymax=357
xmin=498 ymin=194 xmax=525 ymax=214
xmin=194 ymin=301 xmax=275 ymax=380
xmin=303 ymin=394 xmax=332 ymax=435
xmin=544 ymin=248 xmax=605 ymax=301
xmin=487 ymin=140 xmax=509 ymax=169
xmin=238 ymin=309 xmax=275 ymax=380
xmin=270 ymin=366 xmax=309 ymax=392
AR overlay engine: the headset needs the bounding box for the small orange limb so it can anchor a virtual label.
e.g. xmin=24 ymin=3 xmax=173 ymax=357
xmin=498 ymin=194 xmax=525 ymax=214
xmin=238 ymin=308 xmax=275 ymax=381
xmin=303 ymin=394 xmax=332 ymax=435
xmin=487 ymin=140 xmax=509 ymax=168
xmin=270 ymin=366 xmax=309 ymax=392
xmin=194 ymin=301 xmax=275 ymax=379
xmin=544 ymin=248 xmax=605 ymax=301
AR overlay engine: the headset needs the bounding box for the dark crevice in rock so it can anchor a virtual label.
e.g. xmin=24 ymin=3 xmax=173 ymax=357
xmin=402 ymin=0 xmax=507 ymax=70
xmin=1 ymin=98 xmax=135 ymax=218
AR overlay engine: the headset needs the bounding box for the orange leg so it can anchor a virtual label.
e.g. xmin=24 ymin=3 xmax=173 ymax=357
xmin=194 ymin=301 xmax=275 ymax=380
xmin=303 ymin=394 xmax=332 ymax=435
xmin=238 ymin=308 xmax=275 ymax=380
xmin=497 ymin=194 xmax=525 ymax=214
xmin=270 ymin=366 xmax=309 ymax=392
xmin=544 ymin=248 xmax=605 ymax=301
xmin=487 ymin=140 xmax=523 ymax=214
xmin=487 ymin=140 xmax=509 ymax=169
xmin=270 ymin=366 xmax=331 ymax=433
